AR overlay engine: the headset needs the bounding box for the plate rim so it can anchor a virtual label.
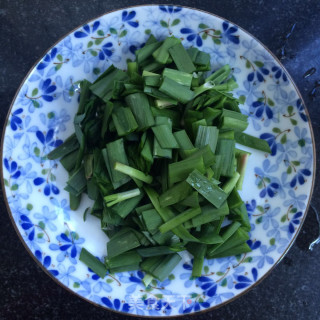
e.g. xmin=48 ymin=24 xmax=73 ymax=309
xmin=0 ymin=4 xmax=316 ymax=318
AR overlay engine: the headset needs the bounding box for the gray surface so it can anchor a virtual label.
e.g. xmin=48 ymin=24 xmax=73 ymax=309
xmin=0 ymin=1 xmax=320 ymax=319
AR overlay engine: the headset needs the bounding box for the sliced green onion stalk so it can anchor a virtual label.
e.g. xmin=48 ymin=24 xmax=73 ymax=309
xmin=104 ymin=188 xmax=141 ymax=207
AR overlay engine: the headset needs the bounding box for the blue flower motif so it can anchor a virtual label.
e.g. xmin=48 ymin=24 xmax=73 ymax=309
xmin=122 ymin=10 xmax=138 ymax=28
xmin=289 ymin=168 xmax=311 ymax=188
xmin=246 ymin=199 xmax=256 ymax=215
xmin=291 ymin=127 xmax=312 ymax=154
xmin=101 ymin=297 xmax=130 ymax=312
xmin=260 ymin=132 xmax=277 ymax=155
xmin=33 ymin=176 xmax=59 ymax=196
xmin=33 ymin=206 xmax=57 ymax=231
xmin=235 ymin=268 xmax=258 ymax=289
xmin=20 ymin=214 xmax=35 ymax=241
xmin=247 ymin=239 xmax=261 ymax=250
xmin=4 ymin=158 xmax=21 ymax=179
xmin=36 ymin=128 xmax=63 ymax=148
xmin=57 ymin=264 xmax=80 ymax=286
xmin=10 ymin=200 xmax=29 ymax=222
xmin=9 ymin=108 xmax=23 ymax=131
xmin=179 ymin=261 xmax=195 ymax=288
xmin=49 ymin=232 xmax=85 ymax=264
xmin=283 ymin=190 xmax=307 ymax=210
xmin=262 ymin=206 xmax=280 ymax=231
xmin=181 ymin=28 xmax=202 ymax=46
xmin=16 ymin=84 xmax=43 ymax=113
xmin=4 ymin=133 xmax=23 ymax=158
xmin=16 ymin=162 xmax=37 ymax=194
xmin=121 ymin=270 xmax=145 ymax=294
xmin=55 ymin=75 xmax=78 ymax=104
xmin=141 ymin=297 xmax=172 ymax=316
xmin=288 ymin=211 xmax=303 ymax=234
xmin=254 ymin=159 xmax=282 ymax=198
xmin=74 ymin=21 xmax=100 ymax=38
xmin=77 ymin=279 xmax=102 ymax=304
xmin=252 ymin=244 xmax=275 ymax=268
xmin=251 ymin=99 xmax=273 ymax=120
xmin=50 ymin=198 xmax=71 ymax=221
xmin=197 ymin=276 xmax=217 ymax=297
xmin=222 ymin=21 xmax=239 ymax=44
xmin=37 ymin=48 xmax=58 ymax=70
xmin=276 ymin=140 xmax=297 ymax=165
xmin=99 ymin=42 xmax=114 ymax=60
xmin=47 ymin=109 xmax=71 ymax=133
xmin=159 ymin=5 xmax=182 ymax=13
xmin=296 ymin=99 xmax=307 ymax=122
xmin=271 ymin=65 xmax=288 ymax=82
xmin=179 ymin=297 xmax=210 ymax=314
xmin=209 ymin=292 xmax=234 ymax=305
xmin=39 ymin=78 xmax=58 ymax=102
xmin=35 ymin=250 xmax=59 ymax=276
xmin=247 ymin=65 xmax=269 ymax=82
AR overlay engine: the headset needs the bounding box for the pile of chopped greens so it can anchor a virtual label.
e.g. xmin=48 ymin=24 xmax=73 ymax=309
xmin=48 ymin=35 xmax=271 ymax=284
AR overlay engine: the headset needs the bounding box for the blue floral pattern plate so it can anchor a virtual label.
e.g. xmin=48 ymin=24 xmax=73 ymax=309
xmin=1 ymin=5 xmax=315 ymax=317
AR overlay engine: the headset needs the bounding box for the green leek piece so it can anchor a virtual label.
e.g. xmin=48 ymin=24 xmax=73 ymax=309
xmin=187 ymin=243 xmax=207 ymax=277
xmin=150 ymin=107 xmax=180 ymax=128
xmin=104 ymin=188 xmax=141 ymax=207
xmin=137 ymin=246 xmax=176 ymax=257
xmin=215 ymin=139 xmax=235 ymax=178
xmin=184 ymin=145 xmax=215 ymax=167
xmin=152 ymin=125 xmax=179 ymax=149
xmin=159 ymin=181 xmax=192 ymax=207
xmin=66 ymin=167 xmax=87 ymax=196
xmin=210 ymin=227 xmax=250 ymax=256
xmin=230 ymin=202 xmax=251 ymax=231
xmin=70 ymin=193 xmax=81 ymax=211
xmin=107 ymin=230 xmax=141 ymax=259
xmin=114 ymin=162 xmax=153 ymax=184
xmin=103 ymin=138 xmax=131 ymax=189
xmin=234 ymin=132 xmax=271 ymax=153
xmin=206 ymin=221 xmax=241 ymax=256
xmin=136 ymin=40 xmax=163 ymax=63
xmin=219 ymin=109 xmax=248 ymax=132
xmin=144 ymin=186 xmax=199 ymax=242
xmin=162 ymin=68 xmax=193 ymax=87
xmin=144 ymin=86 xmax=178 ymax=105
xmin=235 ymin=149 xmax=251 ymax=190
xmin=110 ymin=191 xmax=144 ymax=218
xmin=168 ymin=42 xmax=196 ymax=73
xmin=149 ymin=253 xmax=182 ymax=281
xmin=152 ymin=36 xmax=181 ymax=64
xmin=79 ymin=248 xmax=107 ymax=278
xmin=191 ymin=202 xmax=229 ymax=227
xmin=47 ymin=134 xmax=79 ymax=160
xmin=187 ymin=169 xmax=228 ymax=208
xmin=222 ymin=172 xmax=240 ymax=195
xmin=125 ymin=92 xmax=155 ymax=130
xmin=159 ymin=207 xmax=201 ymax=233
xmin=173 ymin=130 xmax=194 ymax=150
xmin=195 ymin=125 xmax=219 ymax=153
xmin=179 ymin=191 xmax=199 ymax=208
xmin=159 ymin=77 xmax=194 ymax=104
xmin=142 ymin=209 xmax=163 ymax=234
xmin=60 ymin=149 xmax=78 ymax=172
xmin=100 ymin=101 xmax=113 ymax=139
xmin=153 ymin=138 xmax=172 ymax=159
xmin=111 ymin=107 xmax=138 ymax=136
xmin=90 ymin=67 xmax=128 ymax=102
xmin=227 ymin=189 xmax=243 ymax=209
xmin=203 ymin=107 xmax=221 ymax=124
xmin=105 ymin=250 xmax=142 ymax=269
xmin=168 ymin=156 xmax=205 ymax=185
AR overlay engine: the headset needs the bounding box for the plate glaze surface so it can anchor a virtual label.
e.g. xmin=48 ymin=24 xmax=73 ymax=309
xmin=1 ymin=5 xmax=315 ymax=317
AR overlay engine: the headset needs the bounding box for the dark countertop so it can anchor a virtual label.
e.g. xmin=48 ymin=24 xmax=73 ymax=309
xmin=0 ymin=1 xmax=319 ymax=319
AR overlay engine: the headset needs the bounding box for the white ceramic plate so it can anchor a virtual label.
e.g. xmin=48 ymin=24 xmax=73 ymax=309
xmin=1 ymin=5 xmax=315 ymax=317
